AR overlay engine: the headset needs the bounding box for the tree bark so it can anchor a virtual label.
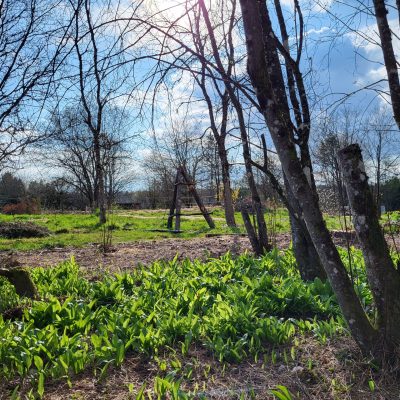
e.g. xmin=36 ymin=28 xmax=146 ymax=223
xmin=372 ymin=0 xmax=400 ymax=129
xmin=241 ymin=209 xmax=262 ymax=255
xmin=338 ymin=144 xmax=400 ymax=353
xmin=284 ymin=175 xmax=327 ymax=281
xmin=238 ymin=0 xmax=377 ymax=354
xmin=218 ymin=140 xmax=237 ymax=227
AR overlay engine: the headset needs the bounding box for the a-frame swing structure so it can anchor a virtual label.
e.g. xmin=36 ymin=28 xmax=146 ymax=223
xmin=167 ymin=165 xmax=215 ymax=232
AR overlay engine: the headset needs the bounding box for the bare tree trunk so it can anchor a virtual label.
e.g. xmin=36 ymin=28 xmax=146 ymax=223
xmin=284 ymin=175 xmax=327 ymax=281
xmin=241 ymin=209 xmax=262 ymax=255
xmin=198 ymin=0 xmax=270 ymax=251
xmin=218 ymin=140 xmax=236 ymax=227
xmin=94 ymin=136 xmax=106 ymax=224
xmin=373 ymin=0 xmax=400 ymax=129
xmin=190 ymin=7 xmax=237 ymax=228
xmin=238 ymin=0 xmax=378 ymax=355
xmin=338 ymin=144 xmax=400 ymax=355
xmin=74 ymin=0 xmax=107 ymax=225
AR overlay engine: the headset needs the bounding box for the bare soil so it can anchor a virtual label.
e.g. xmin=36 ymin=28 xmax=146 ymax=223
xmin=9 ymin=231 xmax=400 ymax=274
xmin=11 ymin=234 xmax=287 ymax=273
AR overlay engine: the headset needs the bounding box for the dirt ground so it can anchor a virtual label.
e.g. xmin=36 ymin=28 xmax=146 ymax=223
xmin=8 ymin=230 xmax=400 ymax=273
xmin=12 ymin=235 xmax=272 ymax=273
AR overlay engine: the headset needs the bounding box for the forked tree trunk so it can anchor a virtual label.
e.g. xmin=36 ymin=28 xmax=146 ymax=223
xmin=338 ymin=144 xmax=400 ymax=355
xmin=238 ymin=0 xmax=378 ymax=355
xmin=238 ymin=0 xmax=400 ymax=359
xmin=198 ymin=0 xmax=270 ymax=252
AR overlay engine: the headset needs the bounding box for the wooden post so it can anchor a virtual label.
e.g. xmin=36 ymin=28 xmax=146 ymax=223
xmin=241 ymin=209 xmax=262 ymax=255
xmin=180 ymin=166 xmax=215 ymax=229
xmin=167 ymin=166 xmax=216 ymax=231
xmin=175 ymin=171 xmax=183 ymax=231
xmin=167 ymin=169 xmax=180 ymax=230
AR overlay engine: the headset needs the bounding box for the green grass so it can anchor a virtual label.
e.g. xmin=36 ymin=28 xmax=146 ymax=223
xmin=0 ymin=208 xmax=236 ymax=251
xmin=0 ymin=250 xmax=355 ymax=398
xmin=0 ymin=207 xmax=357 ymax=252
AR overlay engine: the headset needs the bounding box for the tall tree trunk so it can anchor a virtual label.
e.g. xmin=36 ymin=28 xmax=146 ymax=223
xmin=218 ymin=139 xmax=237 ymax=227
xmin=338 ymin=144 xmax=400 ymax=355
xmin=284 ymin=175 xmax=327 ymax=281
xmin=373 ymin=0 xmax=400 ymax=129
xmin=238 ymin=0 xmax=378 ymax=355
xmin=250 ymin=135 xmax=326 ymax=280
xmin=199 ymin=0 xmax=270 ymax=252
xmin=94 ymin=135 xmax=106 ymax=224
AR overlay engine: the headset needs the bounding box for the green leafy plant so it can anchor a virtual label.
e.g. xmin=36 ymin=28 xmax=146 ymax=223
xmin=0 ymin=276 xmax=20 ymax=313
xmin=0 ymin=248 xmax=374 ymax=397
xmin=270 ymin=385 xmax=294 ymax=400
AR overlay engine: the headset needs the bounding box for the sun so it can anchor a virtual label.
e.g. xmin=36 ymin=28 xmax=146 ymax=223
xmin=148 ymin=0 xmax=191 ymax=20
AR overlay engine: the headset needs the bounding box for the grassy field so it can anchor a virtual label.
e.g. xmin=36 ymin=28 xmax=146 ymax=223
xmin=0 ymin=249 xmax=388 ymax=399
xmin=0 ymin=207 xmax=354 ymax=251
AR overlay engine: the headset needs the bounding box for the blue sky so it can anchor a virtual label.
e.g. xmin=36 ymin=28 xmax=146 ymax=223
xmin=17 ymin=0 xmax=400 ymax=187
xmin=299 ymin=1 xmax=399 ymax=113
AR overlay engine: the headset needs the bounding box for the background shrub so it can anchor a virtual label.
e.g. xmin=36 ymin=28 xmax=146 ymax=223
xmin=2 ymin=199 xmax=40 ymax=215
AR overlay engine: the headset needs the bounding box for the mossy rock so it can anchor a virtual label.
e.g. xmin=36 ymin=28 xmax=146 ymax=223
xmin=0 ymin=222 xmax=50 ymax=238
xmin=0 ymin=268 xmax=37 ymax=298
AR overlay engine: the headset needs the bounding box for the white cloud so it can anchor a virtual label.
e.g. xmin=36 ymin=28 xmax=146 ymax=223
xmin=306 ymin=26 xmax=330 ymax=36
xmin=347 ymin=18 xmax=400 ymax=57
xmin=281 ymin=0 xmax=333 ymax=13
xmin=347 ymin=18 xmax=399 ymax=108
